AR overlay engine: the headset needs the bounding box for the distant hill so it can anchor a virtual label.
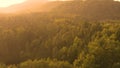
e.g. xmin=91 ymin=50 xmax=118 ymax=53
xmin=0 ymin=0 xmax=120 ymax=20
xmin=51 ymin=0 xmax=120 ymax=20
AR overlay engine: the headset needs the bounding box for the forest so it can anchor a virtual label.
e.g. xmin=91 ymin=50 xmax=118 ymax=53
xmin=0 ymin=0 xmax=120 ymax=68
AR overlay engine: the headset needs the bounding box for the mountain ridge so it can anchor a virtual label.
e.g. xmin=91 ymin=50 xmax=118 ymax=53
xmin=1 ymin=0 xmax=120 ymax=21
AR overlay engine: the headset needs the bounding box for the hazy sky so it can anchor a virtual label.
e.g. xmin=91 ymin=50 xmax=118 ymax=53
xmin=0 ymin=0 xmax=62 ymax=8
xmin=0 ymin=0 xmax=26 ymax=7
xmin=0 ymin=0 xmax=120 ymax=8
xmin=115 ymin=0 xmax=120 ymax=1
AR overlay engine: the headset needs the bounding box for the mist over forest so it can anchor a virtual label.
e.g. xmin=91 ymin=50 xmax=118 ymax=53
xmin=0 ymin=0 xmax=120 ymax=68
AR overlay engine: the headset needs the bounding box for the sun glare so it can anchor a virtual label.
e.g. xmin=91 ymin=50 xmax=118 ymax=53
xmin=0 ymin=0 xmax=26 ymax=8
xmin=115 ymin=0 xmax=120 ymax=1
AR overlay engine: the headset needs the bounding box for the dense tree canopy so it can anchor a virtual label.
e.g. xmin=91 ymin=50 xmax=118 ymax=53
xmin=0 ymin=0 xmax=120 ymax=68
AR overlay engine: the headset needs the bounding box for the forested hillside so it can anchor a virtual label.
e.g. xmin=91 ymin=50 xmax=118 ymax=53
xmin=51 ymin=0 xmax=120 ymax=20
xmin=0 ymin=0 xmax=120 ymax=68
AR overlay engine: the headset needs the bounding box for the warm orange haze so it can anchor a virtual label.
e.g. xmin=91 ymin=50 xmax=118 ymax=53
xmin=0 ymin=0 xmax=44 ymax=13
xmin=0 ymin=0 xmax=68 ymax=8
xmin=0 ymin=0 xmax=120 ymax=8
xmin=0 ymin=0 xmax=68 ymax=13
xmin=0 ymin=0 xmax=26 ymax=7
xmin=0 ymin=0 xmax=119 ymax=13
xmin=0 ymin=0 xmax=120 ymax=68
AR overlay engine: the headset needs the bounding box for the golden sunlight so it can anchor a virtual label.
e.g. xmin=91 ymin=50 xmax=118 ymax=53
xmin=115 ymin=0 xmax=120 ymax=1
xmin=0 ymin=0 xmax=26 ymax=8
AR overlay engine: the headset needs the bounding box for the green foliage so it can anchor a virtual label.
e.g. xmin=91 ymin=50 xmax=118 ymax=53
xmin=0 ymin=59 xmax=73 ymax=68
xmin=0 ymin=16 xmax=119 ymax=68
xmin=0 ymin=0 xmax=120 ymax=68
xmin=74 ymin=22 xmax=120 ymax=68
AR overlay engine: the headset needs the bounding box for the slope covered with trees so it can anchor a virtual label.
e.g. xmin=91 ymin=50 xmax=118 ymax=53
xmin=51 ymin=0 xmax=120 ymax=20
xmin=0 ymin=0 xmax=120 ymax=68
